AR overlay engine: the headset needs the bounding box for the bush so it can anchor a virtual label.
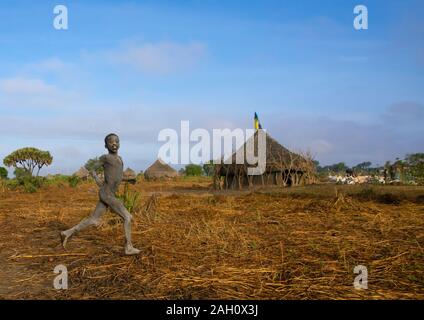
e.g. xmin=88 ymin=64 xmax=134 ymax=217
xmin=415 ymin=195 xmax=424 ymax=204
xmin=20 ymin=176 xmax=45 ymax=193
xmin=377 ymin=193 xmax=402 ymax=205
xmin=13 ymin=168 xmax=46 ymax=193
xmin=353 ymin=187 xmax=403 ymax=205
xmin=0 ymin=167 xmax=8 ymax=180
xmin=5 ymin=179 xmax=19 ymax=191
xmin=117 ymin=183 xmax=141 ymax=214
xmin=68 ymin=175 xmax=80 ymax=188
xmin=14 ymin=167 xmax=31 ymax=182
xmin=23 ymin=179 xmax=38 ymax=193
xmin=66 ymin=175 xmax=81 ymax=188
xmin=184 ymin=164 xmax=203 ymax=176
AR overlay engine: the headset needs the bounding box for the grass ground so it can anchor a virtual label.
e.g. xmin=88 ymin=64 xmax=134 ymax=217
xmin=0 ymin=177 xmax=423 ymax=299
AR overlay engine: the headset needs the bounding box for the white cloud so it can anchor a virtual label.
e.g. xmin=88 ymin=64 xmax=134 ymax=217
xmin=0 ymin=77 xmax=56 ymax=95
xmin=0 ymin=74 xmax=86 ymax=110
xmin=109 ymin=41 xmax=207 ymax=74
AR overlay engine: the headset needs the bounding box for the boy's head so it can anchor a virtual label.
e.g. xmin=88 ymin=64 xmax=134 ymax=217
xmin=104 ymin=133 xmax=120 ymax=154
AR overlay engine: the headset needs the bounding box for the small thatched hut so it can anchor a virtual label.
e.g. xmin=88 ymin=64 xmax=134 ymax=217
xmin=214 ymin=130 xmax=315 ymax=190
xmin=123 ymin=167 xmax=137 ymax=184
xmin=73 ymin=166 xmax=90 ymax=180
xmin=144 ymin=159 xmax=178 ymax=180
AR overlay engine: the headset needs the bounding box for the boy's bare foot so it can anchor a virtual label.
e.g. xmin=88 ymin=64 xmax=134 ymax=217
xmin=60 ymin=231 xmax=70 ymax=249
xmin=125 ymin=246 xmax=141 ymax=255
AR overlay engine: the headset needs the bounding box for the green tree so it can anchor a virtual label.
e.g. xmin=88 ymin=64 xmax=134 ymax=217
xmin=354 ymin=161 xmax=372 ymax=170
xmin=405 ymin=153 xmax=424 ymax=167
xmin=353 ymin=161 xmax=372 ymax=174
xmin=323 ymin=162 xmax=348 ymax=174
xmin=385 ymin=161 xmax=395 ymax=180
xmin=312 ymin=160 xmax=321 ymax=172
xmin=405 ymin=153 xmax=424 ymax=183
xmin=84 ymin=157 xmax=104 ymax=174
xmin=184 ymin=164 xmax=203 ymax=176
xmin=3 ymin=147 xmax=53 ymax=176
xmin=0 ymin=166 xmax=8 ymax=180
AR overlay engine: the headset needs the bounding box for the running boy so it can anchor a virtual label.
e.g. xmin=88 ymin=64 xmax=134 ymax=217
xmin=61 ymin=133 xmax=140 ymax=255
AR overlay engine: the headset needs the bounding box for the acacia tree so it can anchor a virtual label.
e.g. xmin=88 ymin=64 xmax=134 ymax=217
xmin=3 ymin=147 xmax=53 ymax=177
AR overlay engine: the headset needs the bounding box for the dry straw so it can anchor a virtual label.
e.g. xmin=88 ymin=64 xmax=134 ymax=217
xmin=0 ymin=179 xmax=423 ymax=299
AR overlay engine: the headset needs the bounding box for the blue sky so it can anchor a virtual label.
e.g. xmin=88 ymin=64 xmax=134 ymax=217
xmin=0 ymin=0 xmax=423 ymax=174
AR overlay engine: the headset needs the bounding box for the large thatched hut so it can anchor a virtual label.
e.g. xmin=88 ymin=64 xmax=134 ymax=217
xmin=144 ymin=159 xmax=178 ymax=180
xmin=214 ymin=130 xmax=315 ymax=190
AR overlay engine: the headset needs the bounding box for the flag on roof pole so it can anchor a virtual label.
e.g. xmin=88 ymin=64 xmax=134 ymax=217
xmin=254 ymin=112 xmax=262 ymax=130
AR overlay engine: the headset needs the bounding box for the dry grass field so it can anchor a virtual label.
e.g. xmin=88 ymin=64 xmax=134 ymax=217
xmin=0 ymin=177 xmax=423 ymax=299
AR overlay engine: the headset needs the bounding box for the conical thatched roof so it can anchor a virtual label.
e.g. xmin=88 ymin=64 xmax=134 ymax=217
xmin=144 ymin=159 xmax=177 ymax=180
xmin=123 ymin=167 xmax=137 ymax=183
xmin=214 ymin=130 xmax=315 ymax=189
xmin=74 ymin=166 xmax=90 ymax=179
xmin=219 ymin=130 xmax=306 ymax=174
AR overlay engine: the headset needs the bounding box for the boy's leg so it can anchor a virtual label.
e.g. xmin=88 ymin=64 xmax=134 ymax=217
xmin=61 ymin=201 xmax=107 ymax=248
xmin=103 ymin=195 xmax=140 ymax=255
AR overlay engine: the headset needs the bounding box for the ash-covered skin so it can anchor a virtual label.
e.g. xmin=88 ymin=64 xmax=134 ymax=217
xmin=93 ymin=134 xmax=123 ymax=193
xmin=61 ymin=134 xmax=140 ymax=255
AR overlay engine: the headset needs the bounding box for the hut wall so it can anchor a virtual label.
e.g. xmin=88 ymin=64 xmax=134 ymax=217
xmin=221 ymin=170 xmax=301 ymax=189
xmin=217 ymin=159 xmax=313 ymax=189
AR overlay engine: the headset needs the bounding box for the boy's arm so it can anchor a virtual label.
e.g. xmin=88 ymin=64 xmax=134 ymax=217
xmin=92 ymin=171 xmax=103 ymax=187
xmin=90 ymin=156 xmax=105 ymax=187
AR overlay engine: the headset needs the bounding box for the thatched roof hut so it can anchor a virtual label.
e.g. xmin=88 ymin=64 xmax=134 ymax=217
xmin=73 ymin=166 xmax=90 ymax=180
xmin=144 ymin=159 xmax=178 ymax=180
xmin=214 ymin=130 xmax=315 ymax=189
xmin=123 ymin=167 xmax=137 ymax=184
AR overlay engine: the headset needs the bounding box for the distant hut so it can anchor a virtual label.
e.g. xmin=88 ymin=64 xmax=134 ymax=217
xmin=73 ymin=166 xmax=90 ymax=180
xmin=123 ymin=167 xmax=137 ymax=184
xmin=144 ymin=159 xmax=178 ymax=180
xmin=214 ymin=130 xmax=315 ymax=190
